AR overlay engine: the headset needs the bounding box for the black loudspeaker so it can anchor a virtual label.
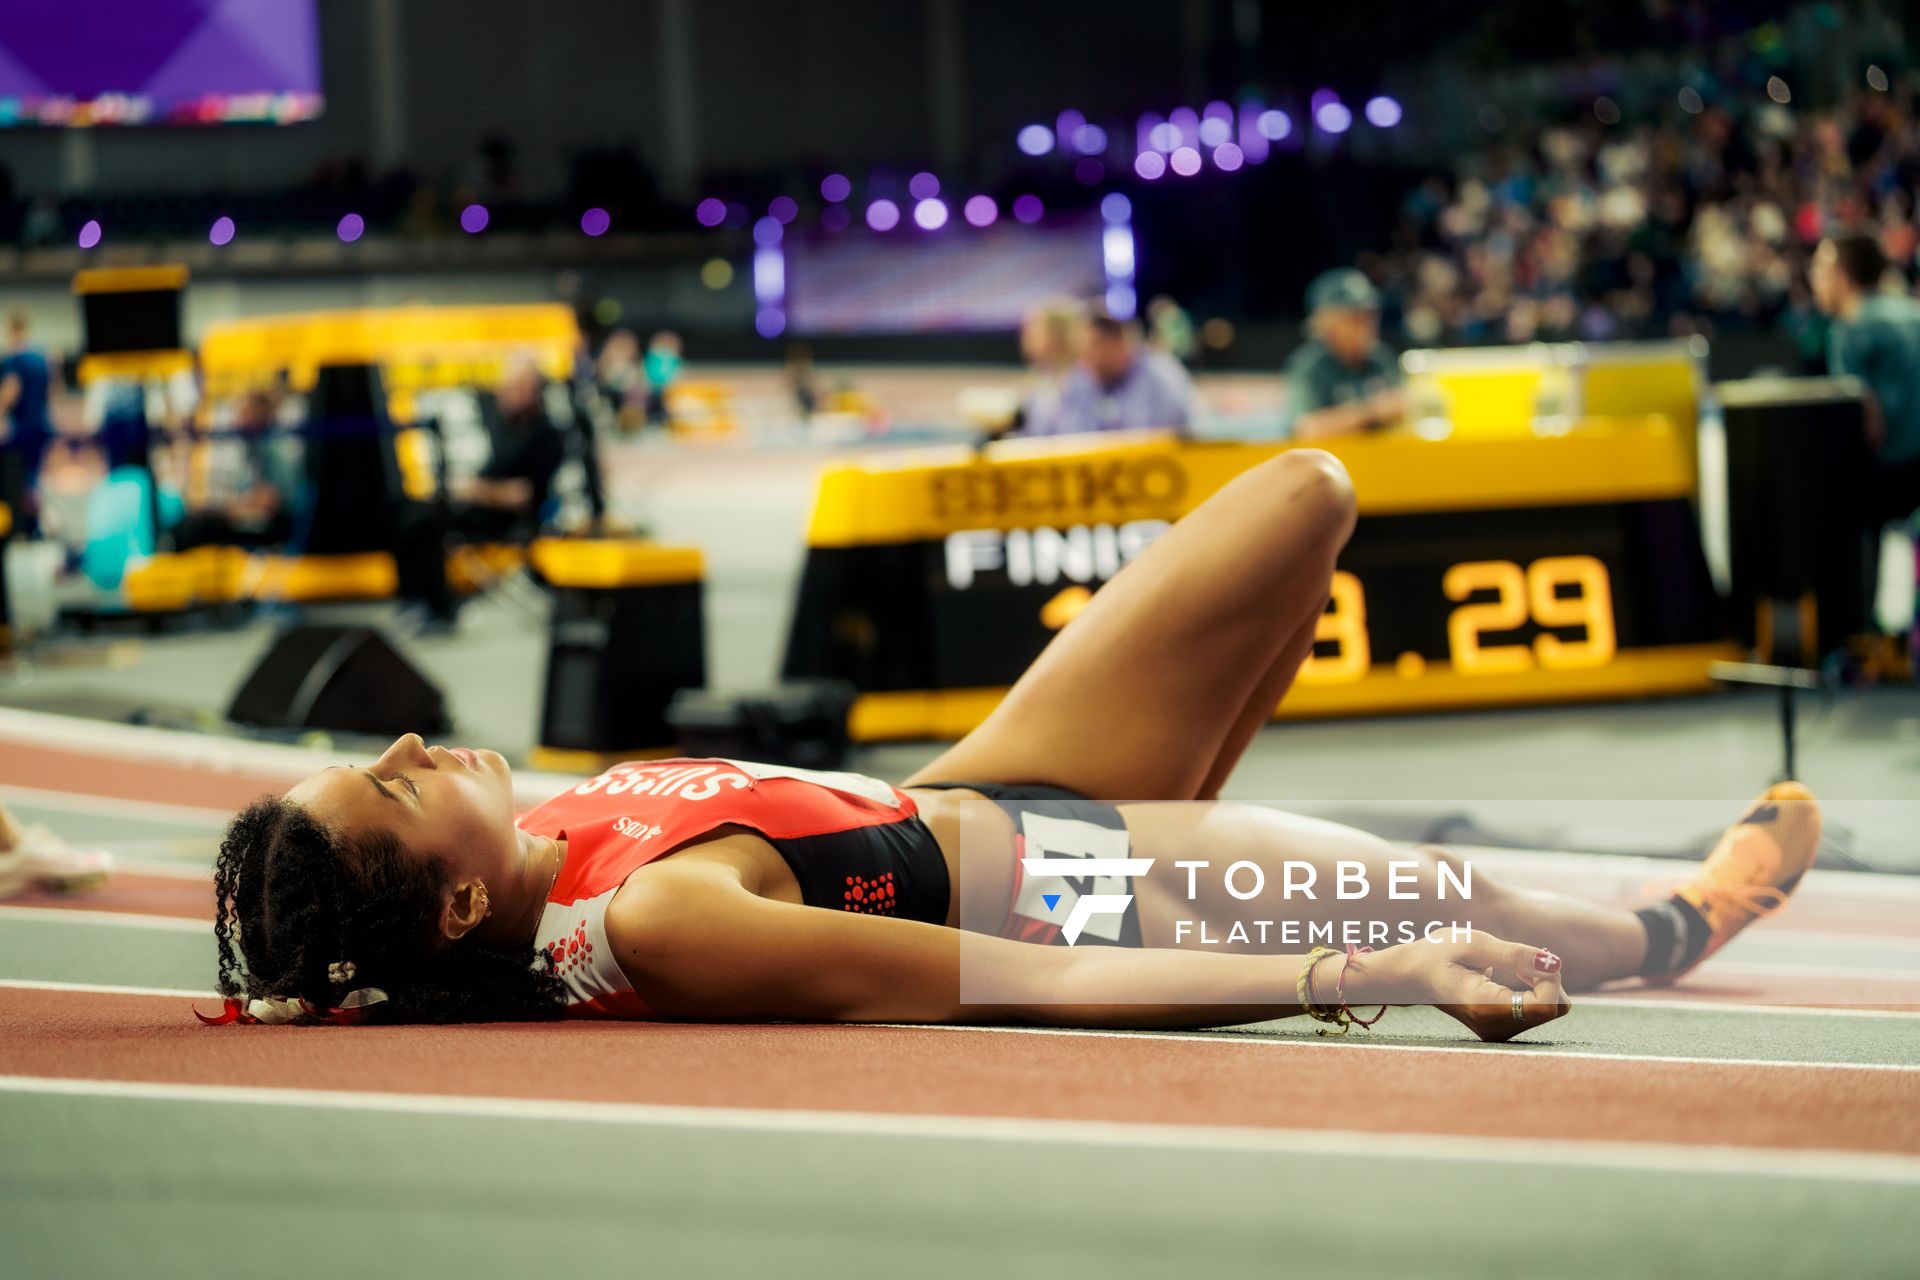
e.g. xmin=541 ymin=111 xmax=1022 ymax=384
xmin=1719 ymin=378 xmax=1876 ymax=660
xmin=229 ymin=625 xmax=451 ymax=736
xmin=666 ymin=680 xmax=856 ymax=771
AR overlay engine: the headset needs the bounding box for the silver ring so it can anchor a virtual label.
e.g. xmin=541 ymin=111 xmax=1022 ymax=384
xmin=1511 ymin=990 xmax=1527 ymax=1023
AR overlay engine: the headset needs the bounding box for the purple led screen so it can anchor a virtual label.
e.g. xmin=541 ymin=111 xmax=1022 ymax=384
xmin=0 ymin=0 xmax=323 ymax=127
xmin=785 ymin=218 xmax=1104 ymax=335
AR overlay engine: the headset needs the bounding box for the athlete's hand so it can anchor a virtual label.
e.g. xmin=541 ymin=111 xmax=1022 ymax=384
xmin=1341 ymin=931 xmax=1570 ymax=1043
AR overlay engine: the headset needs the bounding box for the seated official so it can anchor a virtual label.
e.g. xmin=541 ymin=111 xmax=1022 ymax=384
xmin=396 ymin=357 xmax=568 ymax=630
xmin=1280 ymin=269 xmax=1405 ymax=440
xmin=1024 ymin=308 xmax=1195 ymax=437
xmin=456 ymin=358 xmax=566 ymax=541
xmin=172 ymin=390 xmax=299 ymax=550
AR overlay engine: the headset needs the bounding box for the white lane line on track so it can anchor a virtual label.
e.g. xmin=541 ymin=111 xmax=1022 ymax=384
xmin=0 ymin=978 xmax=216 ymax=1000
xmin=89 ymin=855 xmax=213 ymax=879
xmin=0 ymin=706 xmax=581 ymax=806
xmin=3 ymin=979 xmax=1914 ymax=1071
xmin=2 ymin=1074 xmax=1915 ymax=1184
xmin=1584 ymin=995 xmax=1920 ymax=1020
xmin=0 ymin=784 xmax=234 ymax=825
xmin=0 ymin=904 xmax=209 ymax=933
xmin=877 ymin=1022 xmax=1920 ymax=1073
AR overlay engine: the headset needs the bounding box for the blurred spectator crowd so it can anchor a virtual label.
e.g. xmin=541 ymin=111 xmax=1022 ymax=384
xmin=1362 ymin=82 xmax=1920 ymax=362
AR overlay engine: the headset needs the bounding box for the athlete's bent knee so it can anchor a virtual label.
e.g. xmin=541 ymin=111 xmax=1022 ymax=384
xmin=1270 ymin=449 xmax=1357 ymax=535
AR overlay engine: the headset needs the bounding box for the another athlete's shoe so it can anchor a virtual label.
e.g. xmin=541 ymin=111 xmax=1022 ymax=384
xmin=0 ymin=825 xmax=115 ymax=899
xmin=1658 ymin=782 xmax=1820 ymax=982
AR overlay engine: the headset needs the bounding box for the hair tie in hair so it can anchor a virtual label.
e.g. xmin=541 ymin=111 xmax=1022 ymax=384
xmin=193 ymin=998 xmax=247 ymax=1026
xmin=324 ymin=987 xmax=391 ymax=1025
xmin=191 ymin=994 xmax=316 ymax=1026
xmin=246 ymin=995 xmax=308 ymax=1024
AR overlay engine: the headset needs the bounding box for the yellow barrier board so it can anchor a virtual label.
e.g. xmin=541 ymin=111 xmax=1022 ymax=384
xmin=530 ymin=539 xmax=705 ymax=589
xmin=785 ymin=422 xmax=1732 ymax=740
xmin=198 ymin=304 xmax=580 ymax=396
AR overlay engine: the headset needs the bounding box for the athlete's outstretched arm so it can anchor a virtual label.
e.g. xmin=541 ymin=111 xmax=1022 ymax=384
xmin=606 ymin=858 xmax=1569 ymax=1041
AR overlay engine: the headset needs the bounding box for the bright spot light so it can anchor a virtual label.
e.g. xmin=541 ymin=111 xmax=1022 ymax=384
xmin=1314 ymin=102 xmax=1352 ymax=133
xmin=1364 ymin=96 xmax=1402 ymax=128
xmin=1212 ymin=143 xmax=1244 ymax=171
xmin=1169 ymin=146 xmax=1202 ymax=176
xmin=337 ymin=212 xmax=365 ymax=242
xmin=819 ymin=173 xmax=851 ymax=202
xmin=1016 ymin=124 xmax=1055 ymax=156
xmin=1198 ymin=116 xmax=1231 ymax=146
xmin=695 ymin=198 xmax=726 ymax=227
xmin=460 ymin=204 xmax=489 ymax=234
xmin=1256 ymin=109 xmax=1291 ymax=141
xmin=579 ymin=207 xmax=610 ymax=237
xmin=1148 ymin=122 xmax=1181 ymax=152
xmin=1868 ymin=65 xmax=1890 ymax=92
xmin=1767 ymin=76 xmax=1791 ymax=104
xmin=1134 ymin=152 xmax=1167 ymax=180
xmin=1678 ymin=87 xmax=1704 ymax=114
xmin=753 ymin=216 xmax=783 ymax=246
xmin=1105 ymin=283 xmax=1137 ymax=319
xmin=913 ymin=198 xmax=949 ymax=230
xmin=753 ymin=246 xmax=784 ymax=301
xmin=866 ymin=199 xmax=900 ymax=232
xmin=77 ymin=219 xmax=102 ymax=249
xmin=1100 ymin=192 xmax=1132 ymax=222
xmin=768 ymin=196 xmax=798 ymax=224
xmin=700 ymin=258 xmax=734 ymax=290
xmin=209 ymin=215 xmax=235 ymax=246
xmin=1073 ymin=124 xmax=1108 ymax=155
xmin=909 ymin=172 xmax=940 ymax=200
xmin=963 ymin=195 xmax=998 ymax=227
xmin=1012 ymin=194 xmax=1044 ymax=224
xmin=755 ymin=307 xmax=786 ymax=339
xmin=1102 ymin=225 xmax=1135 ymax=278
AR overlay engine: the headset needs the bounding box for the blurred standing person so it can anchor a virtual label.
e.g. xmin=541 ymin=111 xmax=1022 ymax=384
xmin=642 ymin=331 xmax=683 ymax=429
xmin=0 ymin=311 xmax=54 ymax=536
xmin=1146 ymin=295 xmax=1197 ymax=365
xmin=785 ymin=344 xmax=821 ymax=422
xmin=1010 ymin=298 xmax=1086 ymax=436
xmin=1032 ymin=307 xmax=1194 ymax=437
xmin=1810 ymin=233 xmax=1920 ymax=605
xmin=594 ymin=329 xmax=644 ymax=432
xmin=1280 ymin=270 xmax=1404 ymax=440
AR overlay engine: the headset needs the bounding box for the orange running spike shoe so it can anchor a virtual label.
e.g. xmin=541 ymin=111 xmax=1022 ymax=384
xmin=1659 ymin=782 xmax=1821 ymax=983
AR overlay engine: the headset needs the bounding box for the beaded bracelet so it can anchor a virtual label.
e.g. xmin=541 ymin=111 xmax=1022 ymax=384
xmin=1336 ymin=944 xmax=1389 ymax=1030
xmin=1295 ymin=946 xmax=1352 ymax=1035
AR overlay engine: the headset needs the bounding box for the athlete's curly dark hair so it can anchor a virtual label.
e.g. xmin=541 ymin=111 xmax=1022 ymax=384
xmin=212 ymin=797 xmax=567 ymax=1024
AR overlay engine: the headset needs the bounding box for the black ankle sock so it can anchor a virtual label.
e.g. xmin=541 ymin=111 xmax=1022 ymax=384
xmin=1634 ymin=897 xmax=1711 ymax=977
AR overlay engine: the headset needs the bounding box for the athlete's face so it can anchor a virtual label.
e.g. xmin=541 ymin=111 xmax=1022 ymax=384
xmin=286 ymin=734 xmax=520 ymax=895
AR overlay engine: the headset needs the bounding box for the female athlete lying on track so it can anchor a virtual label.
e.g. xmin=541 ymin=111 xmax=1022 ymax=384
xmin=209 ymin=450 xmax=1818 ymax=1040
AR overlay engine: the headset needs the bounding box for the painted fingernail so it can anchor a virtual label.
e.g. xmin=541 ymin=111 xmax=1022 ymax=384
xmin=1535 ymin=950 xmax=1562 ymax=975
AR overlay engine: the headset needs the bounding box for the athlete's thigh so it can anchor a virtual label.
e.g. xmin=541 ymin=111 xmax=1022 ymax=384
xmin=1122 ymin=801 xmax=1477 ymax=951
xmin=905 ymin=450 xmax=1354 ymax=800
